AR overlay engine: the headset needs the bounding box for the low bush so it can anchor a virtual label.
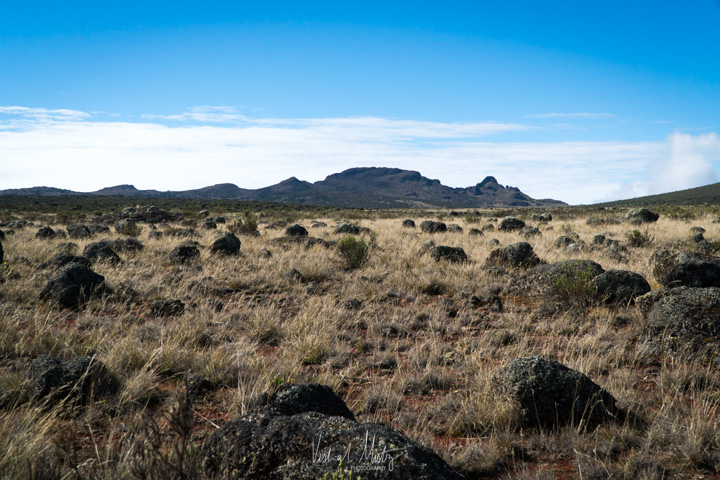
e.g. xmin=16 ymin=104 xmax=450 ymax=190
xmin=337 ymin=235 xmax=369 ymax=270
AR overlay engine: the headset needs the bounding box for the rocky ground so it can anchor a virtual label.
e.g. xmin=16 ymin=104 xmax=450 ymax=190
xmin=1 ymin=205 xmax=720 ymax=479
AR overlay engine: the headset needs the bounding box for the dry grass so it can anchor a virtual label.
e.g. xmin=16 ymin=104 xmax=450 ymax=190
xmin=1 ymin=208 xmax=720 ymax=478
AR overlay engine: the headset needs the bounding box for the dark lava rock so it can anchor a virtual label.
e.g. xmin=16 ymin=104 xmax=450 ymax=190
xmin=35 ymin=226 xmax=56 ymax=239
xmin=468 ymin=228 xmax=483 ymax=236
xmin=420 ymin=220 xmax=447 ymax=233
xmin=430 ymin=246 xmax=467 ymax=263
xmin=173 ymin=228 xmax=197 ymax=238
xmin=470 ymin=291 xmax=503 ymax=312
xmin=83 ymin=241 xmax=122 ymax=265
xmin=592 ymin=234 xmax=606 ymax=245
xmin=39 ymin=263 xmax=106 ymax=309
xmin=418 ymin=240 xmax=435 ymax=255
xmin=170 ymin=245 xmax=200 ymax=264
xmin=40 ymin=254 xmax=92 ymax=271
xmin=447 ymin=224 xmax=463 ymax=233
xmin=498 ymin=216 xmax=525 ymax=232
xmin=57 ymin=242 xmax=78 ymax=254
xmin=283 ymin=268 xmax=306 ymax=282
xmin=29 ymin=354 xmax=118 ymax=406
xmin=66 ymin=224 xmax=92 ymax=239
xmin=520 ymin=226 xmax=540 ymax=238
xmin=652 ymin=250 xmax=720 ymax=287
xmin=285 ymin=224 xmax=309 ymax=237
xmin=89 ymin=225 xmax=111 ymax=235
xmin=273 ymin=236 xmax=336 ymax=249
xmin=492 ymin=356 xmax=625 ymax=430
xmin=505 ymin=259 xmax=605 ymax=299
xmin=150 ymin=299 xmax=185 ymax=317
xmin=311 ymin=221 xmax=327 ymax=228
xmin=110 ymin=236 xmax=144 ymax=252
xmin=591 ymin=269 xmax=651 ymax=305
xmin=258 ymin=248 xmax=272 ymax=258
xmin=335 ymin=223 xmax=361 ymax=235
xmin=202 ymin=383 xmax=462 ymax=480
xmin=210 ymin=232 xmax=241 ymax=256
xmin=637 ymin=287 xmax=720 ymax=362
xmin=202 ymin=220 xmax=218 ymax=230
xmin=625 ymin=208 xmax=659 ymax=225
xmin=114 ymin=219 xmax=138 ymax=234
xmin=554 ymin=235 xmax=575 ymax=248
xmin=486 ymin=242 xmax=541 ymax=270
xmin=402 ymin=219 xmax=416 ymax=228
xmin=481 ymin=223 xmax=496 ymax=232
xmin=531 ymin=213 xmax=553 ymax=222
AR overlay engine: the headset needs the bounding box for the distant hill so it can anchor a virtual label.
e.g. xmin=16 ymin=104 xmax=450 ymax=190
xmin=0 ymin=167 xmax=566 ymax=208
xmin=597 ymin=182 xmax=720 ymax=207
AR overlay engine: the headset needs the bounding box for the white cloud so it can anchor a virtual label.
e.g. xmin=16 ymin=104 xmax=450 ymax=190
xmin=0 ymin=105 xmax=716 ymax=205
xmin=525 ymin=112 xmax=615 ymax=119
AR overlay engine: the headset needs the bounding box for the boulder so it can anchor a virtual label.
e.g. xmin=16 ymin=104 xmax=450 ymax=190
xmin=89 ymin=225 xmax=111 ymax=235
xmin=420 ymin=221 xmax=447 ymax=233
xmin=430 ymin=246 xmax=467 ymax=263
xmin=201 ymin=383 xmax=462 ymax=480
xmin=82 ymin=241 xmax=122 ymax=265
xmin=498 ymin=217 xmax=525 ymax=232
xmin=35 ymin=226 xmax=56 ymax=239
xmin=172 ymin=228 xmax=197 ymax=238
xmin=285 ymin=224 xmax=308 ymax=237
xmin=447 ymin=224 xmax=463 ymax=233
xmin=625 ymin=208 xmax=659 ymax=225
xmin=504 ymin=259 xmax=604 ymax=299
xmin=554 ymin=236 xmax=575 ymax=248
xmin=486 ymin=242 xmax=541 ymax=270
xmin=520 ymin=226 xmax=540 ymax=238
xmin=468 ymin=228 xmax=483 ymax=236
xmin=39 ymin=263 xmax=106 ymax=309
xmin=169 ymin=245 xmax=200 ymax=264
xmin=492 ymin=356 xmax=624 ymax=430
xmin=210 ymin=232 xmax=241 ymax=256
xmin=402 ymin=219 xmax=416 ymax=228
xmin=28 ymin=354 xmax=118 ymax=406
xmin=591 ymin=270 xmax=651 ymax=305
xmin=334 ymin=223 xmax=361 ymax=235
xmin=651 ymin=250 xmax=720 ymax=287
xmin=109 ymin=236 xmax=144 ymax=252
xmin=66 ymin=224 xmax=92 ymax=239
xmin=201 ymin=220 xmax=217 ymax=230
xmin=39 ymin=254 xmax=92 ymax=271
xmin=481 ymin=223 xmax=496 ymax=232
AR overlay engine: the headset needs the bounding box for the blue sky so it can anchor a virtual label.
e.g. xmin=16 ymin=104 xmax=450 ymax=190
xmin=1 ymin=1 xmax=719 ymax=204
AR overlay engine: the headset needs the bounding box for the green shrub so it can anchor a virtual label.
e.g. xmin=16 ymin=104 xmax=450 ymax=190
xmin=552 ymin=264 xmax=598 ymax=308
xmin=118 ymin=222 xmax=143 ymax=238
xmin=337 ymin=235 xmax=369 ymax=270
xmin=626 ymin=229 xmax=653 ymax=248
xmin=229 ymin=210 xmax=259 ymax=236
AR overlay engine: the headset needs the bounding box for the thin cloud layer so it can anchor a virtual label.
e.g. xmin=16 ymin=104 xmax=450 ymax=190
xmin=0 ymin=106 xmax=717 ymax=205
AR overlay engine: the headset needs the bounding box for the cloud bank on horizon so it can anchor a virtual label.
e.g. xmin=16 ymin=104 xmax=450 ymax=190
xmin=1 ymin=106 xmax=718 ymax=205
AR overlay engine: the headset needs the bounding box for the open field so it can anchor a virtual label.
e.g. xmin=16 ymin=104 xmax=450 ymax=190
xmin=2 ymin=202 xmax=720 ymax=479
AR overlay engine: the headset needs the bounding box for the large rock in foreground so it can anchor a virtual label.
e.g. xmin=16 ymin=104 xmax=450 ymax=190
xmin=39 ymin=263 xmax=107 ymax=309
xmin=202 ymin=383 xmax=461 ymax=480
xmin=29 ymin=354 xmax=118 ymax=406
xmin=492 ymin=356 xmax=625 ymax=430
xmin=591 ymin=269 xmax=651 ymax=305
xmin=651 ymin=250 xmax=720 ymax=288
xmin=504 ymin=259 xmax=605 ymax=299
xmin=486 ymin=242 xmax=541 ymax=269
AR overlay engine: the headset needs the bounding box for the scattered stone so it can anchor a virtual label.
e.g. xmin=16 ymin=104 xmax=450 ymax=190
xmin=35 ymin=226 xmax=56 ymax=239
xmin=109 ymin=236 xmax=144 ymax=252
xmin=554 ymin=236 xmax=575 ymax=248
xmin=28 ymin=354 xmax=118 ymax=406
xmin=592 ymin=234 xmax=606 ymax=245
xmin=499 ymin=216 xmax=525 ymax=232
xmin=419 ymin=240 xmax=435 ymax=255
xmin=169 ymin=245 xmax=200 ymax=264
xmin=83 ymin=241 xmax=122 ymax=265
xmin=486 ymin=242 xmax=541 ymax=269
xmin=447 ymin=224 xmax=463 ymax=233
xmin=625 ymin=208 xmax=659 ymax=225
xmin=66 ymin=224 xmax=92 ymax=239
xmin=481 ymin=223 xmax=496 ymax=232
xmin=210 ymin=232 xmax=241 ymax=256
xmin=520 ymin=226 xmax=540 ymax=238
xmin=344 ymin=298 xmax=362 ymax=310
xmin=172 ymin=228 xmax=197 ymax=238
xmin=201 ymin=383 xmax=462 ymax=480
xmin=198 ymin=210 xmax=209 ymax=218
xmin=284 ymin=268 xmax=305 ymax=282
xmin=202 ymin=220 xmax=218 ymax=230
xmin=273 ymin=236 xmax=335 ymax=249
xmin=334 ymin=223 xmax=361 ymax=235
xmin=489 ymin=238 xmax=500 ymax=246
xmin=591 ymin=269 xmax=651 ymax=305
xmin=430 ymin=246 xmax=468 ymax=263
xmin=89 ymin=225 xmax=111 ymax=235
xmin=652 ymin=250 xmax=720 ymax=288
xmin=39 ymin=263 xmax=106 ymax=309
xmin=468 ymin=228 xmax=483 ymax=236
xmin=150 ymin=299 xmax=185 ymax=317
xmin=691 ymin=226 xmax=706 ymax=235
xmin=39 ymin=254 xmax=92 ymax=271
xmin=285 ymin=224 xmax=308 ymax=237
xmin=258 ymin=248 xmax=272 ymax=258
xmin=470 ymin=291 xmax=503 ymax=312
xmin=402 ymin=219 xmax=416 ymax=228
xmin=420 ymin=220 xmax=447 ymax=233
xmin=505 ymin=259 xmax=605 ymax=299
xmin=213 ymin=216 xmax=226 ymax=224
xmin=493 ymin=356 xmax=625 ymax=430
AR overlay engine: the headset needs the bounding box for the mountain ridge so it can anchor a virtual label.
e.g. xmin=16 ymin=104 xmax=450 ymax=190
xmin=0 ymin=167 xmax=566 ymax=208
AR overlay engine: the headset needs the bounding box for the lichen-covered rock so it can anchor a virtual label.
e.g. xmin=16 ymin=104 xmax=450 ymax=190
xmin=210 ymin=232 xmax=241 ymax=255
xmin=82 ymin=241 xmax=122 ymax=265
xmin=420 ymin=221 xmax=447 ymax=233
xmin=29 ymin=354 xmax=118 ymax=406
xmin=39 ymin=254 xmax=92 ymax=271
xmin=554 ymin=236 xmax=575 ymax=248
xmin=66 ymin=224 xmax=92 ymax=239
xmin=109 ymin=236 xmax=144 ymax=252
xmin=430 ymin=246 xmax=467 ymax=263
xmin=486 ymin=242 xmax=541 ymax=270
xmin=652 ymin=250 xmax=720 ymax=287
xmin=468 ymin=228 xmax=483 ymax=236
xmin=520 ymin=226 xmax=540 ymax=238
xmin=202 ymin=383 xmax=462 ymax=480
xmin=625 ymin=208 xmax=659 ymax=225
xmin=169 ymin=244 xmax=200 ymax=264
xmin=402 ymin=219 xmax=415 ymax=228
xmin=504 ymin=259 xmax=604 ymax=299
xmin=492 ymin=356 xmax=624 ymax=430
xmin=35 ymin=226 xmax=56 ymax=239
xmin=499 ymin=217 xmax=525 ymax=232
xmin=447 ymin=224 xmax=463 ymax=233
xmin=39 ymin=263 xmax=106 ymax=309
xmin=335 ymin=223 xmax=361 ymax=235
xmin=591 ymin=269 xmax=651 ymax=305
